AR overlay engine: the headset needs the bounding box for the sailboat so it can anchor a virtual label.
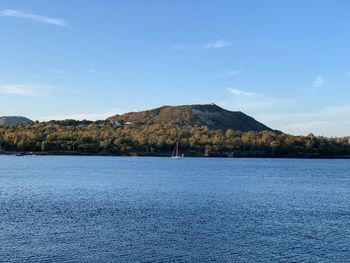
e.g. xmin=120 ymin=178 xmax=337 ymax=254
xmin=171 ymin=141 xmax=184 ymax=159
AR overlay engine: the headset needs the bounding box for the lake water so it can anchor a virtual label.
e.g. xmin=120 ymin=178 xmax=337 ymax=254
xmin=0 ymin=156 xmax=349 ymax=262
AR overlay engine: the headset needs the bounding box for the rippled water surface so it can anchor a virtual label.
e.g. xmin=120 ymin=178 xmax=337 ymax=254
xmin=0 ymin=156 xmax=349 ymax=262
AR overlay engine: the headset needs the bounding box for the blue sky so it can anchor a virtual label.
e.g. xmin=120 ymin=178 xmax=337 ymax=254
xmin=1 ymin=0 xmax=350 ymax=136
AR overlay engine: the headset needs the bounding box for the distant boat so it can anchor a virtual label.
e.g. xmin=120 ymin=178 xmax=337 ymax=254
xmin=171 ymin=141 xmax=184 ymax=159
xmin=14 ymin=152 xmax=24 ymax=156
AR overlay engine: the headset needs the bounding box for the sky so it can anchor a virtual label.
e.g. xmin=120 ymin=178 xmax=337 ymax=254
xmin=0 ymin=0 xmax=350 ymax=136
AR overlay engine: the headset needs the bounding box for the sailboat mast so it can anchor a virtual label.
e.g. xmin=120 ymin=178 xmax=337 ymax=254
xmin=171 ymin=141 xmax=184 ymax=158
xmin=172 ymin=142 xmax=176 ymax=157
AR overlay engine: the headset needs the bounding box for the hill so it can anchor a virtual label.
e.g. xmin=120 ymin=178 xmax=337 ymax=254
xmin=0 ymin=110 xmax=349 ymax=157
xmin=107 ymin=103 xmax=272 ymax=132
xmin=0 ymin=116 xmax=33 ymax=126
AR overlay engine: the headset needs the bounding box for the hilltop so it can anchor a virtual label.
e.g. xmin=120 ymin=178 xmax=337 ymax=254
xmin=107 ymin=104 xmax=271 ymax=132
xmin=0 ymin=116 xmax=33 ymax=126
xmin=0 ymin=106 xmax=349 ymax=158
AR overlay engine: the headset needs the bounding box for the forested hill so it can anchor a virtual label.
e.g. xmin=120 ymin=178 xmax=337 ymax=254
xmin=0 ymin=105 xmax=349 ymax=157
xmin=0 ymin=119 xmax=349 ymax=158
xmin=0 ymin=116 xmax=33 ymax=126
xmin=107 ymin=104 xmax=271 ymax=132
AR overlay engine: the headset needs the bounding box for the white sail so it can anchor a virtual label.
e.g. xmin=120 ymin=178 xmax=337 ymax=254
xmin=171 ymin=141 xmax=184 ymax=159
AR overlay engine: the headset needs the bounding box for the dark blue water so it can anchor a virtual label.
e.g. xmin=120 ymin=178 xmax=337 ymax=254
xmin=0 ymin=156 xmax=349 ymax=262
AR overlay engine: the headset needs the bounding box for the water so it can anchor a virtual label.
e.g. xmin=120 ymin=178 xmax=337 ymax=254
xmin=0 ymin=156 xmax=349 ymax=262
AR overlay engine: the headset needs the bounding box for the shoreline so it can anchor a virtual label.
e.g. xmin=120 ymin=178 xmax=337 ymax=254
xmin=1 ymin=151 xmax=350 ymax=159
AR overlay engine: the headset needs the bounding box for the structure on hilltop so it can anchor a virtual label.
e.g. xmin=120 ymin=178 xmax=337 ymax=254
xmin=107 ymin=103 xmax=271 ymax=132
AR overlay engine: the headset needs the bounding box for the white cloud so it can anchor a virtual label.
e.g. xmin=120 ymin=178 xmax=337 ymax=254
xmin=224 ymin=86 xmax=349 ymax=136
xmin=214 ymin=70 xmax=242 ymax=77
xmin=40 ymin=108 xmax=124 ymax=121
xmin=227 ymin=88 xmax=254 ymax=97
xmin=86 ymin=68 xmax=97 ymax=73
xmin=223 ymin=88 xmax=296 ymax=116
xmin=0 ymin=84 xmax=52 ymax=96
xmin=312 ymin=75 xmax=323 ymax=88
xmin=281 ymin=121 xmax=350 ymax=137
xmin=172 ymin=40 xmax=231 ymax=51
xmin=256 ymin=104 xmax=350 ymax=136
xmin=48 ymin=68 xmax=66 ymax=74
xmin=85 ymin=63 xmax=99 ymax=73
xmin=227 ymin=70 xmax=241 ymax=75
xmin=191 ymin=56 xmax=206 ymax=63
xmin=172 ymin=44 xmax=186 ymax=51
xmin=205 ymin=40 xmax=231 ymax=49
xmin=0 ymin=9 xmax=66 ymax=26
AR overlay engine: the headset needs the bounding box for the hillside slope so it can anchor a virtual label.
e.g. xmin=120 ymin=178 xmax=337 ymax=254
xmin=0 ymin=116 xmax=33 ymax=126
xmin=107 ymin=104 xmax=271 ymax=132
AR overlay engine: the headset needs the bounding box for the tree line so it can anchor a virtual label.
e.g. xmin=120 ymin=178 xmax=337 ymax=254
xmin=0 ymin=120 xmax=349 ymax=157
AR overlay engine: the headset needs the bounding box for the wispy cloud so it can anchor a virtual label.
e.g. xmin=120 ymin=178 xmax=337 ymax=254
xmin=172 ymin=40 xmax=231 ymax=51
xmin=226 ymin=70 xmax=241 ymax=75
xmin=0 ymin=84 xmax=52 ymax=96
xmin=191 ymin=56 xmax=206 ymax=63
xmin=48 ymin=68 xmax=66 ymax=74
xmin=214 ymin=70 xmax=242 ymax=77
xmin=223 ymin=88 xmax=295 ymax=113
xmin=40 ymin=108 xmax=124 ymax=121
xmin=227 ymin=88 xmax=254 ymax=97
xmin=86 ymin=68 xmax=97 ymax=73
xmin=312 ymin=75 xmax=323 ymax=88
xmin=256 ymin=104 xmax=350 ymax=136
xmin=205 ymin=40 xmax=231 ymax=49
xmin=0 ymin=9 xmax=66 ymax=26
xmin=172 ymin=44 xmax=187 ymax=51
xmin=222 ymin=87 xmax=350 ymax=136
xmin=85 ymin=63 xmax=99 ymax=73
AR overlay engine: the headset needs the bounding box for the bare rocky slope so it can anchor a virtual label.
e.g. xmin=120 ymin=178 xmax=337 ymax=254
xmin=0 ymin=116 xmax=33 ymax=126
xmin=107 ymin=104 xmax=272 ymax=132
